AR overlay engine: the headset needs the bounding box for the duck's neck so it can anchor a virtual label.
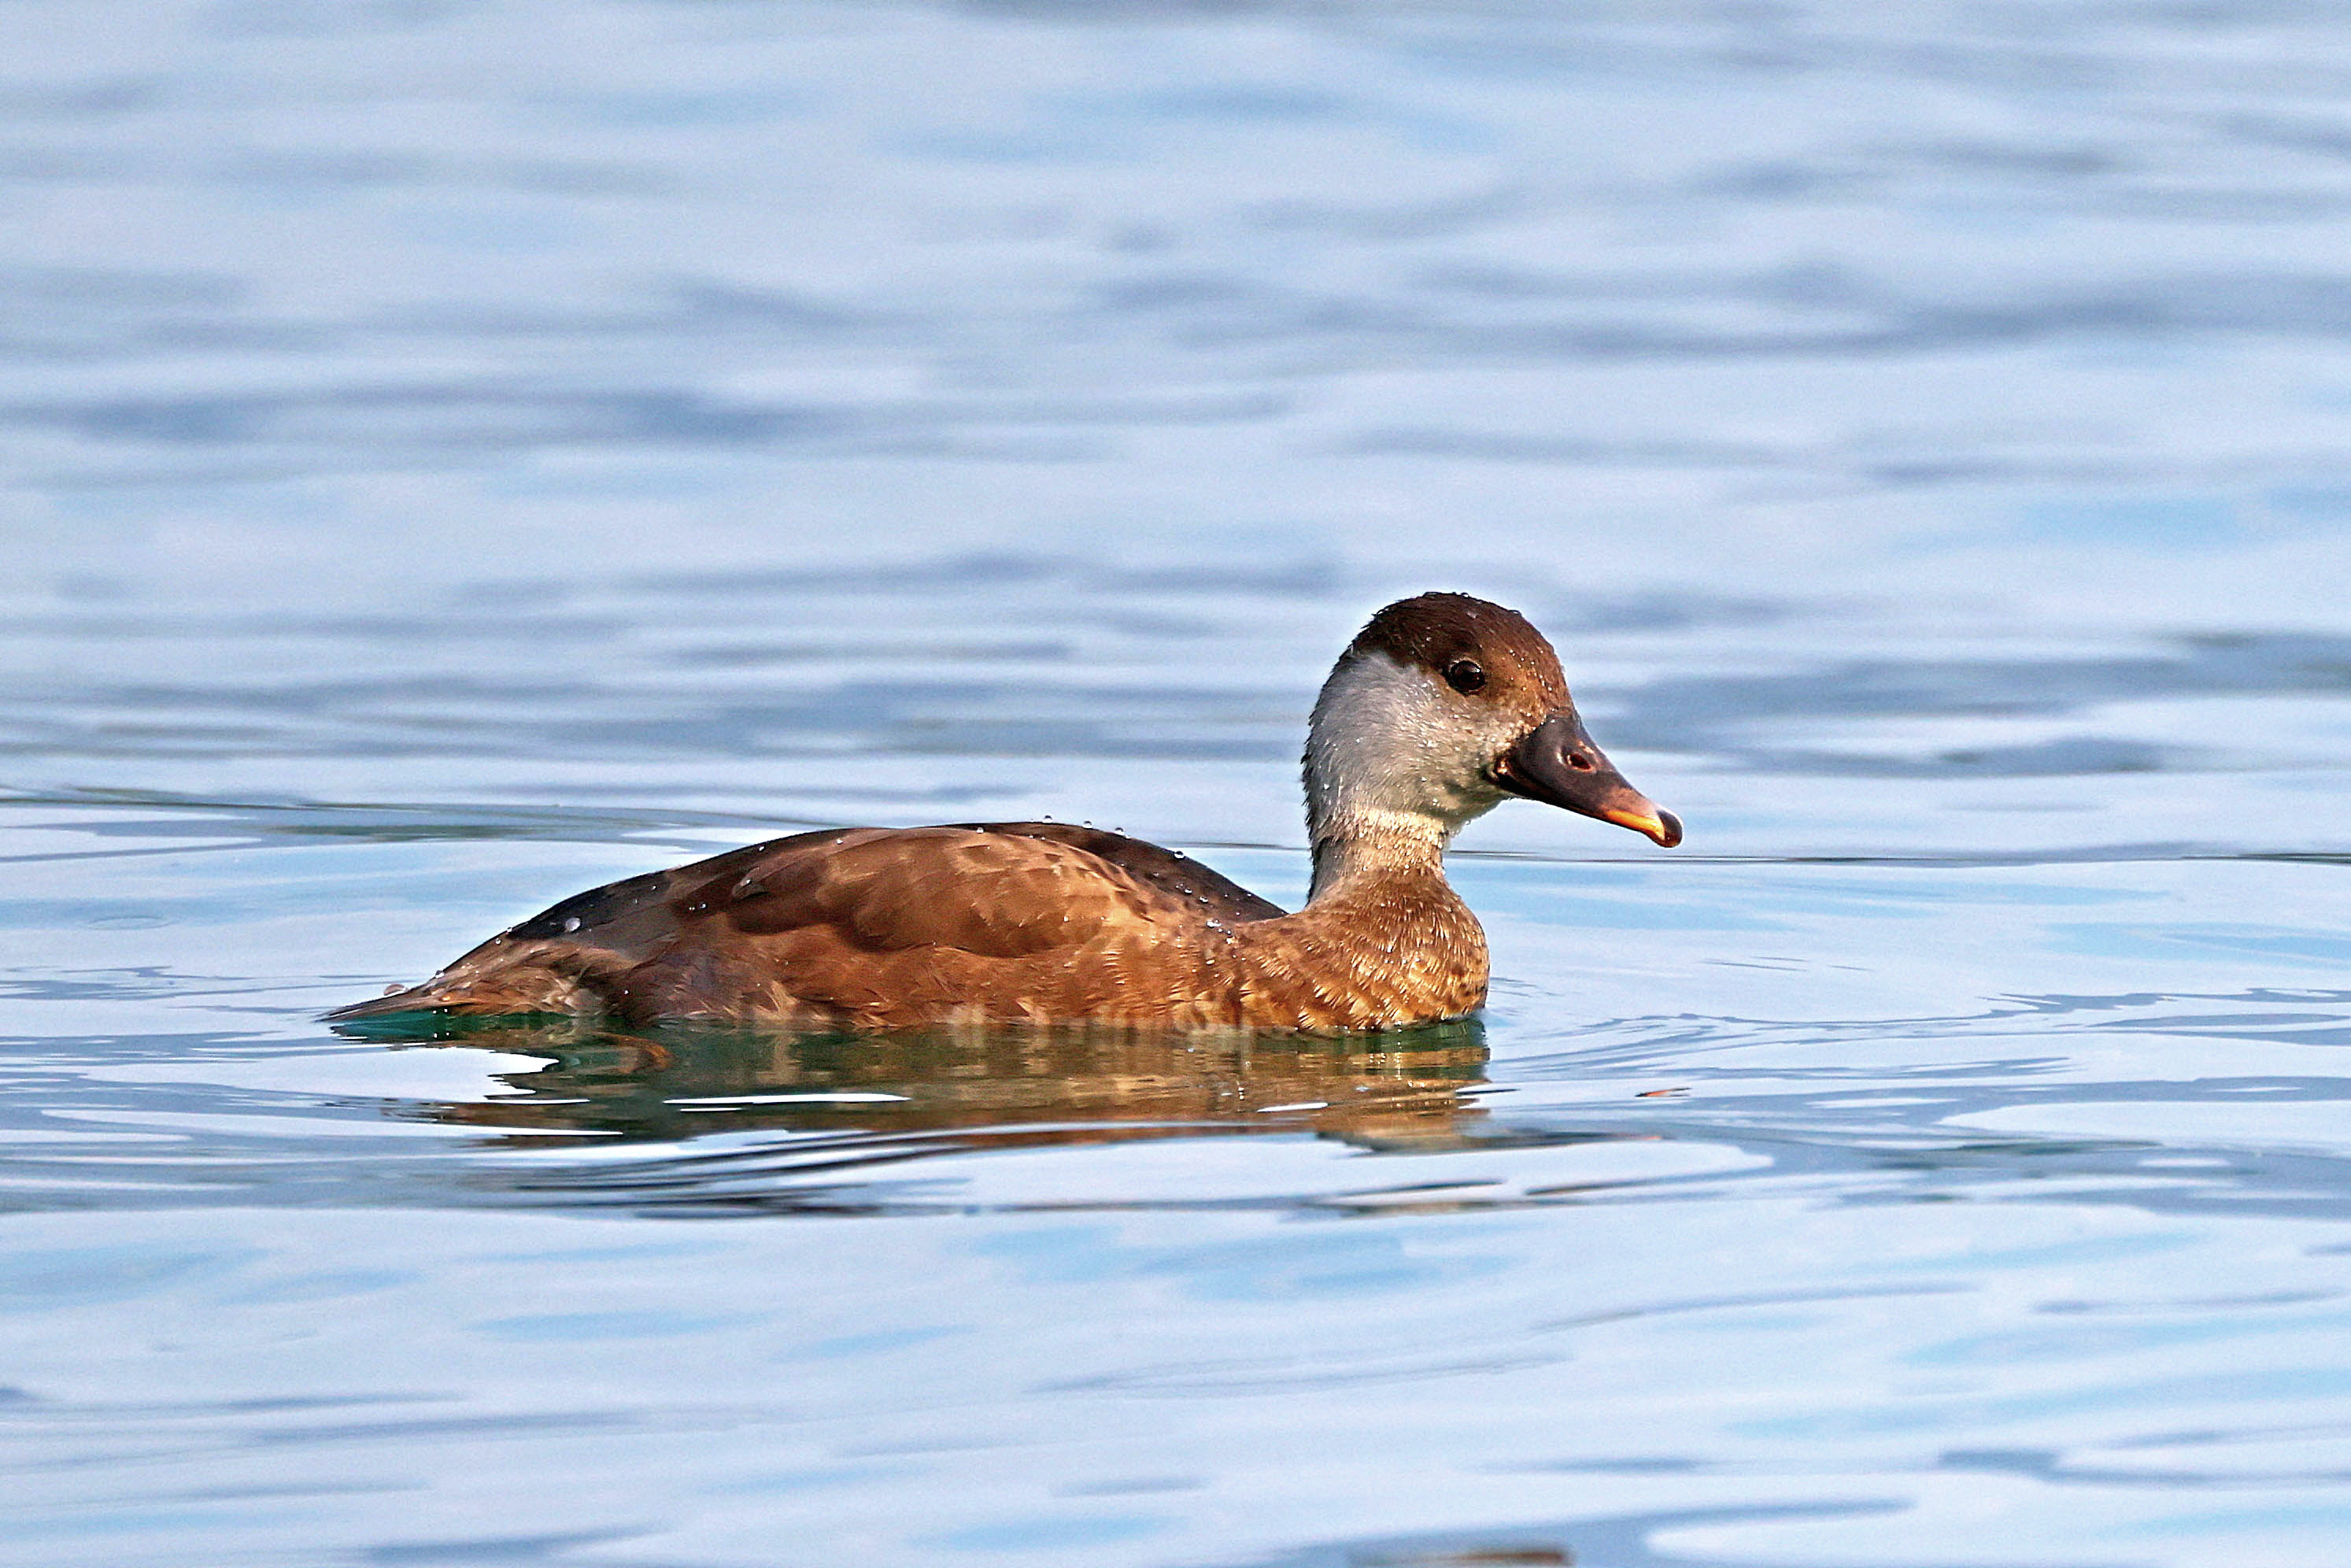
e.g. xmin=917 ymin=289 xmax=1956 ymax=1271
xmin=1306 ymin=809 xmax=1454 ymax=904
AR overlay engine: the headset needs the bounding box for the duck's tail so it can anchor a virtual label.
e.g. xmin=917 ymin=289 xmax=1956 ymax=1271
xmin=323 ymin=941 xmax=634 ymax=1024
xmin=322 ymin=982 xmax=446 ymax=1023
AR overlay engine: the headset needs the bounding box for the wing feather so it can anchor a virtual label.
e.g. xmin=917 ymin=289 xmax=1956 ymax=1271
xmin=329 ymin=822 xmax=1267 ymax=1026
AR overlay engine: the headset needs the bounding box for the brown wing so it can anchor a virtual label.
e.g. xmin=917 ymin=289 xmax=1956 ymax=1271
xmin=948 ymin=823 xmax=1285 ymax=923
xmin=607 ymin=825 xmax=1249 ymax=1026
xmin=328 ymin=823 xmax=1273 ymax=1025
xmin=691 ymin=827 xmax=1200 ymax=953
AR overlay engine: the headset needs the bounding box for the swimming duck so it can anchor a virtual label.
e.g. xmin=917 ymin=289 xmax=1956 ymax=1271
xmin=330 ymin=593 xmax=1680 ymax=1033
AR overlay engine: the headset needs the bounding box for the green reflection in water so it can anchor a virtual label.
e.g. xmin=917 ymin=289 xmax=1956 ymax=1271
xmin=337 ymin=1014 xmax=1496 ymax=1156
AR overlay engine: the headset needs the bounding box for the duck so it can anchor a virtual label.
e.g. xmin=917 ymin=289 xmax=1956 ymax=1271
xmin=328 ymin=592 xmax=1680 ymax=1033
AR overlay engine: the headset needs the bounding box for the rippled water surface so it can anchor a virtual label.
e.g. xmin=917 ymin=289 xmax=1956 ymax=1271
xmin=12 ymin=3 xmax=2351 ymax=1564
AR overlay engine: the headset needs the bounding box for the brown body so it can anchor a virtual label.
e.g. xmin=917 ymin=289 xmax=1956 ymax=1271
xmin=331 ymin=594 xmax=1678 ymax=1034
xmin=339 ymin=822 xmax=1482 ymax=1031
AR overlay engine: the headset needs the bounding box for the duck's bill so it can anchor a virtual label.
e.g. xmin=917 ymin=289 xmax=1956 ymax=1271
xmin=1492 ymin=708 xmax=1684 ymax=849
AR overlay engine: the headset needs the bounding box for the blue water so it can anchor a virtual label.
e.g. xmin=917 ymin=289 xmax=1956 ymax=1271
xmin=9 ymin=3 xmax=2351 ymax=1564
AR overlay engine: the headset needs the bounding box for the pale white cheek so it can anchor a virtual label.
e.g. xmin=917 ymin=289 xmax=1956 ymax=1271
xmin=1306 ymin=653 xmax=1517 ymax=829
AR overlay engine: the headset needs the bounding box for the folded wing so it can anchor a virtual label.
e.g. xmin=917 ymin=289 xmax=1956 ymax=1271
xmin=328 ymin=822 xmax=1281 ymax=1026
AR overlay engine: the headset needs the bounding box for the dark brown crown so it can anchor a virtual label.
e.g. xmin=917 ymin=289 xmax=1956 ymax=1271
xmin=1345 ymin=593 xmax=1568 ymax=708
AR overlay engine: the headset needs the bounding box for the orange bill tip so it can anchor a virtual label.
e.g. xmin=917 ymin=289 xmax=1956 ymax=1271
xmin=1601 ymin=807 xmax=1684 ymax=848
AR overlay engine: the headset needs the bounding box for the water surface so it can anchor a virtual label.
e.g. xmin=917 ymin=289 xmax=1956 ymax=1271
xmin=8 ymin=3 xmax=2351 ymax=1564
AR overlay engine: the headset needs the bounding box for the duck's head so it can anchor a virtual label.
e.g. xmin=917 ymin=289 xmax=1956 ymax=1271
xmin=1304 ymin=592 xmax=1681 ymax=856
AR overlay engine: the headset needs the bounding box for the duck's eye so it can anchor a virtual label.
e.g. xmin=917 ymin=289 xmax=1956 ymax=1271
xmin=1443 ymin=659 xmax=1487 ymax=695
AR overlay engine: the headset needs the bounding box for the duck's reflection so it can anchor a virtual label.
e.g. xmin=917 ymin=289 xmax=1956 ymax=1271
xmin=338 ymin=1015 xmax=1494 ymax=1155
